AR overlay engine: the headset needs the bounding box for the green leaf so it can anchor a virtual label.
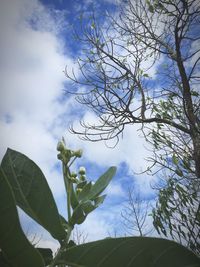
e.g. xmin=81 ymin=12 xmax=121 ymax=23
xmin=60 ymin=237 xmax=200 ymax=267
xmin=37 ymin=248 xmax=53 ymax=266
xmin=1 ymin=148 xmax=66 ymax=242
xmin=69 ymin=205 xmax=86 ymax=226
xmin=88 ymin=167 xmax=116 ymax=200
xmin=81 ymin=201 xmax=95 ymax=214
xmin=172 ymin=154 xmax=179 ymax=165
xmin=0 ymin=252 xmax=11 ymax=267
xmin=148 ymin=5 xmax=154 ymax=13
xmin=78 ymin=182 xmax=92 ymax=201
xmin=71 ymin=185 xmax=79 ymax=209
xmin=175 ymin=168 xmax=183 ymax=177
xmin=94 ymin=194 xmax=106 ymax=206
xmin=0 ymin=167 xmax=44 ymax=267
xmin=91 ymin=21 xmax=95 ymax=29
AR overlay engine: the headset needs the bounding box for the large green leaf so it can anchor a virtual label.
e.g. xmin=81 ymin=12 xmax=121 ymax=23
xmin=60 ymin=237 xmax=200 ymax=267
xmin=37 ymin=248 xmax=53 ymax=266
xmin=0 ymin=167 xmax=44 ymax=267
xmin=88 ymin=167 xmax=116 ymax=200
xmin=1 ymin=148 xmax=66 ymax=242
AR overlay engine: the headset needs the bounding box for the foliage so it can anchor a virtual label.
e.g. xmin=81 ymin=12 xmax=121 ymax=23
xmin=153 ymin=178 xmax=200 ymax=255
xmin=65 ymin=0 xmax=200 ymax=253
xmin=0 ymin=145 xmax=199 ymax=266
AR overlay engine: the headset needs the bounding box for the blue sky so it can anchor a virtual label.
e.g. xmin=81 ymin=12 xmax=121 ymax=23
xmin=0 ymin=0 xmax=158 ymax=251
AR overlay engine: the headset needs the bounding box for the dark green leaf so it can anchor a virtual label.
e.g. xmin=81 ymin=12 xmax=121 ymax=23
xmin=37 ymin=248 xmax=53 ymax=266
xmin=59 ymin=214 xmax=69 ymax=231
xmin=1 ymin=148 xmax=66 ymax=242
xmin=148 ymin=5 xmax=154 ymax=13
xmin=69 ymin=205 xmax=86 ymax=226
xmin=172 ymin=154 xmax=178 ymax=165
xmin=71 ymin=186 xmax=79 ymax=209
xmin=0 ymin=167 xmax=44 ymax=267
xmin=60 ymin=237 xmax=200 ymax=267
xmin=175 ymin=168 xmax=183 ymax=177
xmin=0 ymin=252 xmax=11 ymax=267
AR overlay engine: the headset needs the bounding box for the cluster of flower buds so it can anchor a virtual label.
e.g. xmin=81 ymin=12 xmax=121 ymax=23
xmin=57 ymin=139 xmax=90 ymax=195
xmin=79 ymin=166 xmax=86 ymax=181
xmin=57 ymin=139 xmax=83 ymax=164
xmin=69 ymin=167 xmax=87 ymax=185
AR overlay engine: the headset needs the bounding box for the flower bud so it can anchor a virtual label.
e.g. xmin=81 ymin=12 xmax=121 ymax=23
xmin=74 ymin=149 xmax=83 ymax=158
xmin=70 ymin=177 xmax=78 ymax=183
xmin=71 ymin=172 xmax=77 ymax=178
xmin=79 ymin=166 xmax=86 ymax=175
xmin=57 ymin=141 xmax=65 ymax=152
xmin=57 ymin=153 xmax=63 ymax=160
xmin=80 ymin=175 xmax=86 ymax=181
xmin=76 ymin=188 xmax=82 ymax=193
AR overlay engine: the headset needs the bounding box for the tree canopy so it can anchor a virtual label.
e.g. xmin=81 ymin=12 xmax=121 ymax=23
xmin=66 ymin=0 xmax=200 ymax=255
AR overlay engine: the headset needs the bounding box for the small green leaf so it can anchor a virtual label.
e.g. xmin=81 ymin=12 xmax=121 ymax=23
xmin=71 ymin=186 xmax=79 ymax=209
xmin=88 ymin=167 xmax=116 ymax=200
xmin=172 ymin=154 xmax=179 ymax=165
xmin=91 ymin=22 xmax=95 ymax=29
xmin=148 ymin=4 xmax=154 ymax=13
xmin=175 ymin=168 xmax=183 ymax=177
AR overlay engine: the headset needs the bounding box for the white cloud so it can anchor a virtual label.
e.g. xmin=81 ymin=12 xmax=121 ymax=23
xmin=0 ymin=0 xmax=157 ymax=251
xmin=0 ymin=0 xmax=78 ymax=250
xmin=0 ymin=0 xmax=79 ymax=166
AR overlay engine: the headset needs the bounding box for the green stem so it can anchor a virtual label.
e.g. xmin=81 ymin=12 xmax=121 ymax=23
xmin=49 ymin=163 xmax=74 ymax=267
xmin=49 ymin=226 xmax=72 ymax=267
xmin=62 ymin=163 xmax=71 ymax=220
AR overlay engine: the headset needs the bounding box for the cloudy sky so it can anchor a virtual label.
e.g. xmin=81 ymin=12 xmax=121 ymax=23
xmin=0 ymin=0 xmax=158 ymax=251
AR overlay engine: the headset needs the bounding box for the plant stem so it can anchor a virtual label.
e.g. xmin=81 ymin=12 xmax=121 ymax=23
xmin=62 ymin=163 xmax=71 ymax=220
xmin=49 ymin=225 xmax=73 ymax=267
xmin=49 ymin=163 xmax=74 ymax=267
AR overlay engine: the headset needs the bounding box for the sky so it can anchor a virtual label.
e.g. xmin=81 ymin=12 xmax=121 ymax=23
xmin=0 ymin=0 xmax=159 ymax=251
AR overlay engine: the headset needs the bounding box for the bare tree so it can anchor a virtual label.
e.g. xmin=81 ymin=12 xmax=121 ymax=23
xmin=121 ymin=187 xmax=154 ymax=236
xmin=71 ymin=226 xmax=88 ymax=245
xmin=66 ymin=0 xmax=200 ymax=177
xmin=65 ymin=0 xmax=200 ymax=254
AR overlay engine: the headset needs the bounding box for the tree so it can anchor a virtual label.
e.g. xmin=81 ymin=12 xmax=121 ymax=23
xmin=152 ymin=177 xmax=200 ymax=255
xmin=71 ymin=226 xmax=88 ymax=245
xmin=121 ymin=187 xmax=154 ymax=237
xmin=65 ymin=0 xmax=200 ymax=254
